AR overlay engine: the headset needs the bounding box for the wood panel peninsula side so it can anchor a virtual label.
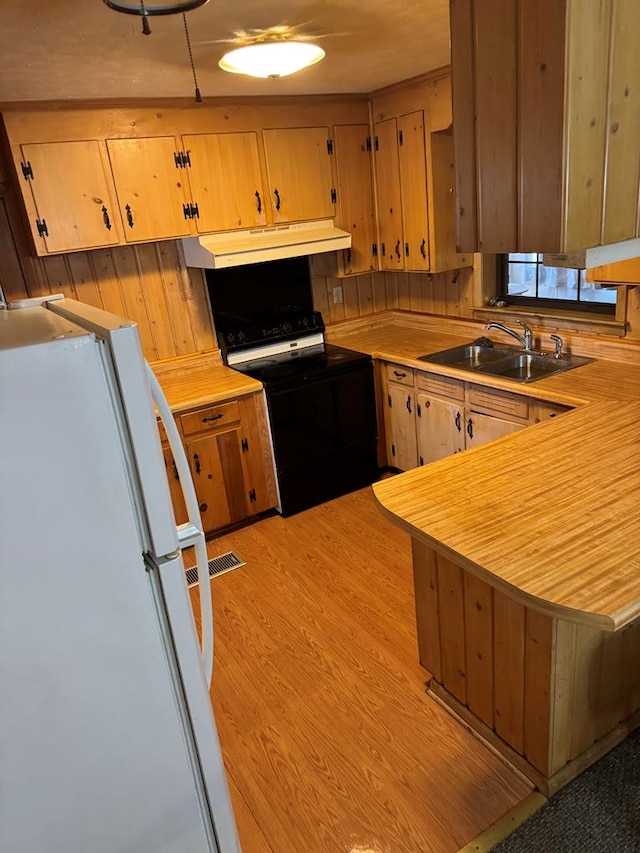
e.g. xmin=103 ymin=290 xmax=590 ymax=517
xmin=373 ymin=400 xmax=640 ymax=795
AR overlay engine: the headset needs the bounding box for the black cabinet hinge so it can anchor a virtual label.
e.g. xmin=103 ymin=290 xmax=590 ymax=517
xmin=417 ymin=403 xmax=421 ymax=418
xmin=330 ymin=188 xmax=337 ymax=204
xmin=36 ymin=218 xmax=48 ymax=237
xmin=419 ymin=456 xmax=424 ymax=466
xmin=174 ymin=150 xmax=192 ymax=168
xmin=327 ymin=139 xmax=333 ymax=155
xmin=21 ymin=160 xmax=33 ymax=180
xmin=387 ymin=394 xmax=392 ymax=408
xmin=372 ymin=242 xmax=378 ymax=257
xmin=182 ymin=203 xmax=200 ymax=220
xmin=391 ymin=443 xmax=396 ymax=457
xmin=241 ymin=438 xmax=248 ymax=453
xmin=366 ymin=137 xmax=372 ymax=152
xmin=249 ymin=488 xmax=257 ymax=504
xmin=374 ymin=136 xmax=379 ymax=151
xmin=398 ymin=129 xmax=404 ymax=146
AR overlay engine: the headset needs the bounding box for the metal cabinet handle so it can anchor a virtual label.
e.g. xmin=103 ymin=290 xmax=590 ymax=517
xmin=274 ymin=188 xmax=281 ymax=211
xmin=201 ymin=413 xmax=223 ymax=423
xmin=466 ymin=418 xmax=473 ymax=440
xmin=125 ymin=204 xmax=134 ymax=228
xmin=420 ymin=238 xmax=427 ymax=259
xmin=193 ymin=453 xmax=201 ymax=474
xmin=406 ymin=395 xmax=412 ymax=414
xmin=255 ymin=190 xmax=262 ymax=213
xmin=101 ymin=205 xmax=112 ymax=231
xmin=455 ymin=411 xmax=462 ymax=432
xmin=393 ymin=370 xmax=406 ymax=379
xmin=395 ymin=239 xmax=401 ymax=259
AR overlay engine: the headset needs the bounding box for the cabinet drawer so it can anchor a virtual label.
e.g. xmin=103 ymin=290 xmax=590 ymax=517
xmin=385 ymin=362 xmax=414 ymax=386
xmin=179 ymin=401 xmax=240 ymax=436
xmin=530 ymin=399 xmax=572 ymax=423
xmin=467 ymin=384 xmax=529 ymax=421
xmin=416 ymin=371 xmax=465 ymax=402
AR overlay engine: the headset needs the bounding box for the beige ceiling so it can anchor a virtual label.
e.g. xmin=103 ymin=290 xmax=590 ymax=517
xmin=0 ymin=0 xmax=451 ymax=103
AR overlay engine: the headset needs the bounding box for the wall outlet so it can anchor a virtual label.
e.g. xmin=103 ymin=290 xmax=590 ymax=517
xmin=332 ymin=285 xmax=343 ymax=304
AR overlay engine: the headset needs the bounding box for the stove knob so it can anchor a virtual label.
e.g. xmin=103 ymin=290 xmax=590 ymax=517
xmin=238 ymin=331 xmax=247 ymax=344
xmin=281 ymin=322 xmax=292 ymax=334
xmin=227 ymin=332 xmax=236 ymax=346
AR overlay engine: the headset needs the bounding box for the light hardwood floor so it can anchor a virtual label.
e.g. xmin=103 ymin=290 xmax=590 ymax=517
xmin=188 ymin=486 xmax=532 ymax=853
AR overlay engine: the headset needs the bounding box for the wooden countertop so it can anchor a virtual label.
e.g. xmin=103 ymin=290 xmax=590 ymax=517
xmin=372 ymin=401 xmax=640 ymax=630
xmin=327 ymin=313 xmax=640 ymax=405
xmin=150 ymin=351 xmax=262 ymax=412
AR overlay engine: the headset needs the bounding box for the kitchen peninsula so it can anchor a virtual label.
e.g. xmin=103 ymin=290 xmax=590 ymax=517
xmin=325 ymin=314 xmax=640 ymax=796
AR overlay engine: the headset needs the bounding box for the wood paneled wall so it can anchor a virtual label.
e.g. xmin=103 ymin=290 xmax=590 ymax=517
xmin=310 ymin=253 xmax=474 ymax=325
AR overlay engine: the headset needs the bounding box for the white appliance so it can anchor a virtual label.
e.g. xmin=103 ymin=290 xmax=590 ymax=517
xmin=0 ymin=297 xmax=241 ymax=853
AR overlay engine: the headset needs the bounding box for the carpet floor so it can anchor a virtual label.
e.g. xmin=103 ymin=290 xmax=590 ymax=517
xmin=492 ymin=729 xmax=640 ymax=851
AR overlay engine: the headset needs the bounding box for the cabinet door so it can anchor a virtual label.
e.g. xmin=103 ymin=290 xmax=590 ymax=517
xmin=427 ymin=127 xmax=471 ymax=272
xmin=333 ymin=124 xmax=376 ymax=275
xmin=384 ymin=383 xmax=418 ymax=470
xmin=161 ymin=445 xmax=189 ymax=525
xmin=398 ymin=112 xmax=430 ymax=271
xmin=237 ymin=395 xmax=275 ymax=515
xmin=107 ymin=136 xmax=192 ymax=242
xmin=465 ymin=411 xmax=525 ymax=450
xmin=416 ymin=394 xmax=464 ymax=464
xmin=19 ymin=141 xmax=121 ymax=253
xmin=262 ymin=127 xmax=335 ymax=223
xmin=374 ymin=118 xmax=404 ymax=269
xmin=182 ymin=132 xmax=267 ymax=232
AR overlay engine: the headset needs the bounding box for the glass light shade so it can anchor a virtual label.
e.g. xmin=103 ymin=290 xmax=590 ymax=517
xmin=219 ymin=41 xmax=325 ymax=78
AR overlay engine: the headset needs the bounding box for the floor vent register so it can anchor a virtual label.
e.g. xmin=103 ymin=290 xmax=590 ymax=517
xmin=185 ymin=551 xmax=246 ymax=587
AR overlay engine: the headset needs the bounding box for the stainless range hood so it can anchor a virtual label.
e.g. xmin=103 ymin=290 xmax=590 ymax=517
xmin=181 ymin=219 xmax=351 ymax=269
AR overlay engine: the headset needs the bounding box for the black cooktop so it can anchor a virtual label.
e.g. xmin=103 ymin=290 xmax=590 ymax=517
xmin=230 ymin=343 xmax=371 ymax=387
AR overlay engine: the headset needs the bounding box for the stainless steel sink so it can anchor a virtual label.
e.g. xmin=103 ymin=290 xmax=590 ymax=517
xmin=418 ymin=342 xmax=594 ymax=383
xmin=417 ymin=343 xmax=516 ymax=369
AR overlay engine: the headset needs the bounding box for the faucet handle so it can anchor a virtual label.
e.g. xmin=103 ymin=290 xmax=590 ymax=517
xmin=516 ymin=319 xmax=533 ymax=350
xmin=550 ymin=334 xmax=564 ymax=359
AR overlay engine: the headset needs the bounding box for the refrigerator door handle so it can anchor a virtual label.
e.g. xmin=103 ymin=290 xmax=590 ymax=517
xmin=145 ymin=364 xmax=214 ymax=687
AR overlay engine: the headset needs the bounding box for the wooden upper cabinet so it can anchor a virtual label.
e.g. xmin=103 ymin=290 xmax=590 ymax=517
xmin=374 ymin=118 xmax=404 ymax=270
xmin=262 ymin=127 xmax=335 ymax=223
xmin=18 ymin=141 xmax=121 ymax=254
xmin=182 ymin=132 xmax=267 ymax=232
xmin=450 ymin=0 xmax=640 ymax=254
xmin=586 ymin=257 xmax=640 ymax=284
xmin=427 ymin=127 xmax=471 ymax=272
xmin=332 ymin=124 xmax=376 ymax=275
xmin=398 ymin=111 xmax=430 ymax=271
xmin=106 ymin=136 xmax=193 ymax=242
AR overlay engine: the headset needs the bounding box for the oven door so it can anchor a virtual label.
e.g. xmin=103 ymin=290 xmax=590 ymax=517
xmin=266 ymin=361 xmax=378 ymax=515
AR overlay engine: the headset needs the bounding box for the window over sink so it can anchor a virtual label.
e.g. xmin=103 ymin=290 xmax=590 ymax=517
xmin=499 ymin=253 xmax=616 ymax=315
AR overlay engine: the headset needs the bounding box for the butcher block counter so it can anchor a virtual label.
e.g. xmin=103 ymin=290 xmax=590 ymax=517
xmin=328 ymin=312 xmax=640 ymax=795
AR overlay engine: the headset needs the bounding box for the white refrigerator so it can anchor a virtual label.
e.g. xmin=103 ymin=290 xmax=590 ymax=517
xmin=0 ymin=297 xmax=241 ymax=853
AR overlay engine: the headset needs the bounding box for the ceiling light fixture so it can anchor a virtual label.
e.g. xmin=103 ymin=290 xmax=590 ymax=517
xmin=103 ymin=0 xmax=208 ymax=102
xmin=103 ymin=0 xmax=209 ymax=34
xmin=219 ymin=41 xmax=326 ymax=79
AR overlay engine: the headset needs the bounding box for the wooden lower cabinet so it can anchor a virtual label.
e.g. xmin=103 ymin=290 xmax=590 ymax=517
xmin=411 ymin=539 xmax=640 ymax=794
xmin=383 ymin=362 xmax=561 ymax=470
xmin=160 ymin=392 xmax=275 ymax=536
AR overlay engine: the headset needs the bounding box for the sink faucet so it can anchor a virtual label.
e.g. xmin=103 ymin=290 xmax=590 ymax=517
xmin=485 ymin=320 xmax=534 ymax=351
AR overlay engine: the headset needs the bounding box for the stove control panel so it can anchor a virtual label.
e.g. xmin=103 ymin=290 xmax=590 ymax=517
xmin=220 ymin=311 xmax=325 ymax=355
